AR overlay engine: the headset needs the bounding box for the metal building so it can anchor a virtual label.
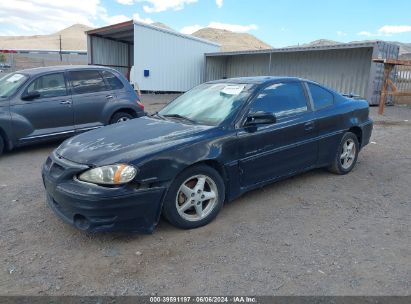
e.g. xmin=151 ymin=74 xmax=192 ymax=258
xmin=205 ymin=41 xmax=399 ymax=105
xmin=87 ymin=20 xmax=220 ymax=92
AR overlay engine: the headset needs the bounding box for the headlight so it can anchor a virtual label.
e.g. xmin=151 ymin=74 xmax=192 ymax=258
xmin=78 ymin=164 xmax=138 ymax=185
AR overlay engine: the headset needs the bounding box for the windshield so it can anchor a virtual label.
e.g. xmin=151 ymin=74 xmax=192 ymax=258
xmin=158 ymin=82 xmax=254 ymax=126
xmin=0 ymin=73 xmax=28 ymax=99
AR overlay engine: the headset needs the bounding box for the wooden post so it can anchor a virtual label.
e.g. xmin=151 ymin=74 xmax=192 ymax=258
xmin=378 ymin=64 xmax=393 ymax=115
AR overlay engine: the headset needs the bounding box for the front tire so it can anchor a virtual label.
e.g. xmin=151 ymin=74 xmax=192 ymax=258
xmin=328 ymin=132 xmax=359 ymax=175
xmin=162 ymin=165 xmax=225 ymax=229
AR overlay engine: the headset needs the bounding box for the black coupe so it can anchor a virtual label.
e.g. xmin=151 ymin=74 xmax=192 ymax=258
xmin=42 ymin=76 xmax=373 ymax=233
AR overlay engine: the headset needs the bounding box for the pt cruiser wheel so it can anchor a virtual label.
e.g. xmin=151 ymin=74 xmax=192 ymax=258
xmin=163 ymin=165 xmax=225 ymax=229
xmin=329 ymin=132 xmax=359 ymax=175
xmin=110 ymin=112 xmax=134 ymax=124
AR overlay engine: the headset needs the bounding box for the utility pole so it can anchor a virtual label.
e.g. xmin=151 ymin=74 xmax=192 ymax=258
xmin=59 ymin=35 xmax=62 ymax=62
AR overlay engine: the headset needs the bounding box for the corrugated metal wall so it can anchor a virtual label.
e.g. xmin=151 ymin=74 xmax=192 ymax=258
xmin=133 ymin=24 xmax=220 ymax=92
xmin=207 ymin=48 xmax=373 ymax=99
xmin=88 ymin=35 xmax=131 ymax=76
xmin=205 ymin=42 xmax=399 ymax=104
xmin=368 ymin=42 xmax=400 ymax=105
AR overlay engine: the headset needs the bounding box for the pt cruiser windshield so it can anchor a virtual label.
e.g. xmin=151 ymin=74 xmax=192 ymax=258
xmin=0 ymin=73 xmax=28 ymax=98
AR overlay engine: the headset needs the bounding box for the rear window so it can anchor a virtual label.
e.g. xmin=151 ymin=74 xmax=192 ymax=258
xmin=69 ymin=70 xmax=109 ymax=94
xmin=102 ymin=70 xmax=124 ymax=90
xmin=308 ymin=83 xmax=334 ymax=110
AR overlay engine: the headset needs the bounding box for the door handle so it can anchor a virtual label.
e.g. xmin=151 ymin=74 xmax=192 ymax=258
xmin=60 ymin=100 xmax=72 ymax=105
xmin=304 ymin=121 xmax=315 ymax=131
xmin=106 ymin=95 xmax=114 ymax=100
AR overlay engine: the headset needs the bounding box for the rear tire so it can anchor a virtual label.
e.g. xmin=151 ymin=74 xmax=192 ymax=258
xmin=109 ymin=112 xmax=134 ymax=124
xmin=162 ymin=165 xmax=225 ymax=229
xmin=328 ymin=132 xmax=359 ymax=175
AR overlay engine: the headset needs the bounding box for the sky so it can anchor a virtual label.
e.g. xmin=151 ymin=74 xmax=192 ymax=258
xmin=1 ymin=0 xmax=411 ymax=47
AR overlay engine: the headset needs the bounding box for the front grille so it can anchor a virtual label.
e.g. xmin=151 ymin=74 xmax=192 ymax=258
xmin=45 ymin=151 xmax=89 ymax=181
xmin=50 ymin=162 xmax=65 ymax=179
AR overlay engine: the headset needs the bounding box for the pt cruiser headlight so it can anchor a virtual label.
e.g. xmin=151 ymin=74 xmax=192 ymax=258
xmin=78 ymin=164 xmax=138 ymax=185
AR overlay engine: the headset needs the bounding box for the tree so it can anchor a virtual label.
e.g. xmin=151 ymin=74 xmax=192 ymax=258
xmin=0 ymin=53 xmax=6 ymax=63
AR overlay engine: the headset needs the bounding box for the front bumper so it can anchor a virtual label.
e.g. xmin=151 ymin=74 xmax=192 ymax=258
xmin=42 ymin=152 xmax=166 ymax=233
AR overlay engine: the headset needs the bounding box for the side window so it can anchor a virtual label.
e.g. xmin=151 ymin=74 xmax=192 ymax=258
xmin=102 ymin=70 xmax=124 ymax=90
xmin=27 ymin=73 xmax=67 ymax=98
xmin=68 ymin=70 xmax=108 ymax=94
xmin=307 ymin=83 xmax=334 ymax=110
xmin=250 ymin=82 xmax=308 ymax=117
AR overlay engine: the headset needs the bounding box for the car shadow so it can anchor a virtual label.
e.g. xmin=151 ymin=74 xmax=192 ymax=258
xmin=83 ymin=168 xmax=332 ymax=242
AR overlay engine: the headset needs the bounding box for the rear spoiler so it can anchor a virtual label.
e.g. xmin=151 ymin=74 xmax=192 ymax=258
xmin=342 ymin=93 xmax=362 ymax=99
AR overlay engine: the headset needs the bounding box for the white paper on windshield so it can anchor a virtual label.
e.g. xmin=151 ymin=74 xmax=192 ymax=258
xmin=7 ymin=74 xmax=24 ymax=83
xmin=221 ymin=85 xmax=245 ymax=95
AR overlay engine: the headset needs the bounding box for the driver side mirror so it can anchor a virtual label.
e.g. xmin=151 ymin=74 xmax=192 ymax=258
xmin=245 ymin=112 xmax=276 ymax=126
xmin=22 ymin=91 xmax=41 ymax=101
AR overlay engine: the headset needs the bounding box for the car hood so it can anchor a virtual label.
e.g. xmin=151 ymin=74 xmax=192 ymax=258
xmin=56 ymin=116 xmax=214 ymax=166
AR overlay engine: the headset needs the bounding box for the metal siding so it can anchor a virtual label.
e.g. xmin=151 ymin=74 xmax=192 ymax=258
xmin=133 ymin=24 xmax=219 ymax=92
xmin=217 ymin=48 xmax=373 ymax=98
xmin=88 ymin=35 xmax=130 ymax=76
xmin=205 ymin=56 xmax=227 ymax=81
xmin=367 ymin=42 xmax=400 ymax=105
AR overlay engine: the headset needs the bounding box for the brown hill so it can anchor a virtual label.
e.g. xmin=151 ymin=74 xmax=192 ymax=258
xmin=192 ymin=28 xmax=272 ymax=52
xmin=0 ymin=24 xmax=92 ymax=50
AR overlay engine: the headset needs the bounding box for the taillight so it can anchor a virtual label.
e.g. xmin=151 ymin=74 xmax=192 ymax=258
xmin=136 ymin=100 xmax=144 ymax=111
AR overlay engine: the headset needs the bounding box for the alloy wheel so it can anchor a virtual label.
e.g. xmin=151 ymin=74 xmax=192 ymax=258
xmin=340 ymin=138 xmax=356 ymax=170
xmin=175 ymin=174 xmax=218 ymax=222
xmin=117 ymin=117 xmax=130 ymax=123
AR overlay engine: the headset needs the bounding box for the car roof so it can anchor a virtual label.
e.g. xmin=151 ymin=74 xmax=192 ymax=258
xmin=14 ymin=65 xmax=113 ymax=75
xmin=207 ymin=76 xmax=303 ymax=85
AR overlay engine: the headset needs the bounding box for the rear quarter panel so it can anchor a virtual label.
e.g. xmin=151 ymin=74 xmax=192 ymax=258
xmin=317 ymin=94 xmax=371 ymax=166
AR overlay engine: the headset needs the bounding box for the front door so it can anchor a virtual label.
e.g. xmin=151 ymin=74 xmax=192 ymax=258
xmin=237 ymin=81 xmax=318 ymax=188
xmin=10 ymin=72 xmax=74 ymax=143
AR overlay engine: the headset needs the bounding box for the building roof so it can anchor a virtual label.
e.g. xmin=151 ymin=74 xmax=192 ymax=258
xmin=206 ymin=40 xmax=395 ymax=57
xmin=86 ymin=20 xmax=220 ymax=47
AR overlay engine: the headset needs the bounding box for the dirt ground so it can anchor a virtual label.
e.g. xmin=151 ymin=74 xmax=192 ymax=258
xmin=0 ymin=96 xmax=410 ymax=296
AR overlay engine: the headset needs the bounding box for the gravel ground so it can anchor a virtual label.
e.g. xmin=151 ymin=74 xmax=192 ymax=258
xmin=0 ymin=96 xmax=410 ymax=296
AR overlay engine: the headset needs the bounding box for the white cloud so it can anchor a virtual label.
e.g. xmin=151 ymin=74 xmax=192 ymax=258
xmin=180 ymin=24 xmax=203 ymax=34
xmin=137 ymin=0 xmax=198 ymax=13
xmin=180 ymin=21 xmax=258 ymax=34
xmin=337 ymin=31 xmax=347 ymax=37
xmin=358 ymin=25 xmax=411 ymax=37
xmin=117 ymin=0 xmax=134 ymax=4
xmin=378 ymin=25 xmax=411 ymax=35
xmin=357 ymin=31 xmax=373 ymax=37
xmin=208 ymin=22 xmax=258 ymax=32
xmin=133 ymin=13 xmax=154 ymax=24
xmin=100 ymin=14 xmax=130 ymax=25
xmin=0 ymin=0 xmax=157 ymax=36
xmin=0 ymin=0 xmax=100 ymax=34
xmin=216 ymin=0 xmax=223 ymax=8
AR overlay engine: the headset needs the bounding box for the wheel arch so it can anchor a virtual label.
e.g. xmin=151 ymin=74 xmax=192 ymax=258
xmin=176 ymin=159 xmax=229 ymax=202
xmin=348 ymin=126 xmax=362 ymax=147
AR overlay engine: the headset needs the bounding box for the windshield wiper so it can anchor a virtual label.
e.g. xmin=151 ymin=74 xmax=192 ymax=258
xmin=151 ymin=112 xmax=165 ymax=120
xmin=163 ymin=114 xmax=196 ymax=124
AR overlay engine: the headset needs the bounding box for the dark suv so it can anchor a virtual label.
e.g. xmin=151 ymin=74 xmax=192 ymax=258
xmin=0 ymin=65 xmax=145 ymax=155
